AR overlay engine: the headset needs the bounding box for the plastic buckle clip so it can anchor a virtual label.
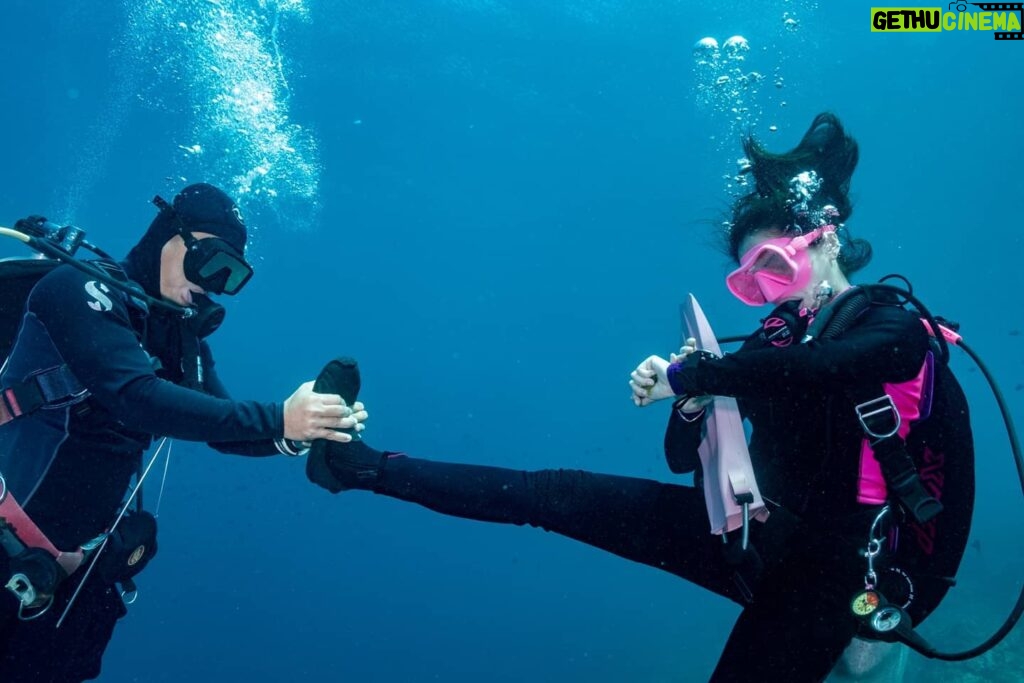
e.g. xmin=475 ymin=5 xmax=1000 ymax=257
xmin=6 ymin=573 xmax=38 ymax=607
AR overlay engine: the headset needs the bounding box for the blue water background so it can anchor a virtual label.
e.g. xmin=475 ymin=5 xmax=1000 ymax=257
xmin=1 ymin=1 xmax=1022 ymax=680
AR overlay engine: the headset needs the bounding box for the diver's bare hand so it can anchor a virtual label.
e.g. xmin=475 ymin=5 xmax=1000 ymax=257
xmin=283 ymin=382 xmax=369 ymax=442
xmin=670 ymin=337 xmax=698 ymax=363
xmin=630 ymin=355 xmax=674 ymax=407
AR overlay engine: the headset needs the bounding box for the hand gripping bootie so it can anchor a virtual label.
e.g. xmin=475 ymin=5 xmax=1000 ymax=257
xmin=306 ymin=357 xmax=388 ymax=493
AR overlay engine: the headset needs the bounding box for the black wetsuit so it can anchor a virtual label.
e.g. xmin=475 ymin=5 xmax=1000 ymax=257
xmin=0 ymin=262 xmax=285 ymax=682
xmin=343 ymin=301 xmax=975 ymax=682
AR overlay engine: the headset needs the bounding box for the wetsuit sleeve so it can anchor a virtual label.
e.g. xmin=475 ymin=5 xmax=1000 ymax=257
xmin=27 ymin=267 xmax=284 ymax=443
xmin=200 ymin=342 xmax=280 ymax=456
xmin=669 ymin=305 xmax=929 ymax=400
xmin=663 ymin=400 xmax=705 ymax=474
xmin=200 ymin=341 xmax=232 ymax=400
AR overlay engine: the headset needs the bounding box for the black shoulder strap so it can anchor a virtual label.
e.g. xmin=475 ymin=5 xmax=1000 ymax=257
xmin=844 ymin=382 xmax=944 ymax=524
xmin=0 ymin=259 xmax=62 ymax=361
xmin=811 ymin=283 xmax=945 ymax=523
xmin=0 ymin=260 xmax=92 ymax=425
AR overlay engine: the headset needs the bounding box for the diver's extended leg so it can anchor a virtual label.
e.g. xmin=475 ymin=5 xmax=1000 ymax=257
xmin=332 ymin=447 xmax=744 ymax=602
xmin=307 ymin=357 xmax=741 ymax=600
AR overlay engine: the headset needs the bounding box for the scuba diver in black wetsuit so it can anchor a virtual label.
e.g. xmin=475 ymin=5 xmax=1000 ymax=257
xmin=306 ymin=114 xmax=982 ymax=682
xmin=0 ymin=184 xmax=366 ymax=683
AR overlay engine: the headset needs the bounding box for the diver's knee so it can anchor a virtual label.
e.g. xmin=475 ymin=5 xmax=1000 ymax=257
xmin=523 ymin=468 xmax=588 ymax=526
xmin=827 ymin=638 xmax=908 ymax=682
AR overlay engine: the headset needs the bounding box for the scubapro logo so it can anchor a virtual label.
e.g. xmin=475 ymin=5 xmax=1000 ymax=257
xmin=232 ymin=205 xmax=245 ymax=225
xmin=85 ymin=281 xmax=113 ymax=312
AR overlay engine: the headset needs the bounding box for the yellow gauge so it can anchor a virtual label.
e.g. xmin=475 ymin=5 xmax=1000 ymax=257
xmin=851 ymin=590 xmax=880 ymax=616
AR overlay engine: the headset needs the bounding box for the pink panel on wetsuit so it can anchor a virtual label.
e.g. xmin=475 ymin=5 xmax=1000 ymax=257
xmin=856 ymin=356 xmax=932 ymax=504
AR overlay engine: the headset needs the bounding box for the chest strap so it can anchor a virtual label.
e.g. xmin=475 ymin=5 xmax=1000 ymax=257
xmin=0 ymin=365 xmax=88 ymax=426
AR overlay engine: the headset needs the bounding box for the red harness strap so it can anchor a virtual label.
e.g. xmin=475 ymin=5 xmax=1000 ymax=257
xmin=0 ymin=387 xmax=23 ymax=426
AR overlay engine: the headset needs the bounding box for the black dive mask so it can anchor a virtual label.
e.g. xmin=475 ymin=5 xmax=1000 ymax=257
xmin=152 ymin=195 xmax=253 ymax=295
xmin=180 ymin=232 xmax=252 ymax=295
xmin=187 ymin=293 xmax=226 ymax=339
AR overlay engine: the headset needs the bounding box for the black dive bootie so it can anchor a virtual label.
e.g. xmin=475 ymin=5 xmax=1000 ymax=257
xmin=306 ymin=357 xmax=388 ymax=493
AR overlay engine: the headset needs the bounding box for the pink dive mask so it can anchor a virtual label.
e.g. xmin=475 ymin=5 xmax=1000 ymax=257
xmin=726 ymin=226 xmax=834 ymax=306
